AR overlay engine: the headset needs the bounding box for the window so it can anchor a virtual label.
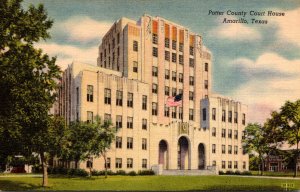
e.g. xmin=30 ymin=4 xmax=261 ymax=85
xmin=117 ymin=33 xmax=120 ymax=44
xmin=142 ymin=159 xmax=147 ymax=168
xmin=142 ymin=138 xmax=147 ymax=150
xmin=127 ymin=117 xmax=133 ymax=129
xmin=212 ymin=127 xmax=216 ymax=137
xmin=172 ymin=53 xmax=177 ymax=63
xmin=152 ymin=102 xmax=158 ymax=116
xmin=105 ymin=158 xmax=111 ymax=169
xmin=152 ymin=66 xmax=158 ymax=77
xmin=202 ymin=108 xmax=206 ymax=121
xmin=165 ymin=51 xmax=170 ymax=61
xmin=152 ymin=84 xmax=158 ymax=94
xmin=172 ymin=40 xmax=176 ymax=50
xmin=133 ymin=61 xmax=138 ymax=72
xmin=172 ymin=107 xmax=177 ymax=118
xmin=189 ymin=58 xmax=194 ymax=67
xmin=205 ymin=63 xmax=208 ymax=72
xmin=164 ymin=106 xmax=170 ymax=117
xmin=242 ymin=131 xmax=245 ymax=140
xmin=76 ymin=87 xmax=79 ymax=105
xmin=109 ymin=44 xmax=110 ymax=53
xmin=179 ymin=55 xmax=183 ymax=64
xmin=234 ymin=130 xmax=238 ymax=139
xmin=242 ymin=113 xmax=246 ymax=125
xmin=142 ymin=118 xmax=147 ymax=130
xmin=189 ymin=108 xmax=194 ymax=121
xmin=127 ymin=93 xmax=133 ymax=107
xmin=172 ymin=88 xmax=177 ymax=97
xmin=212 ymin=161 xmax=216 ymax=166
xmin=189 ymin=91 xmax=194 ymax=101
xmin=222 ymin=145 xmax=226 ymax=154
xmin=104 ymin=113 xmax=111 ymax=122
xmin=87 ymin=111 xmax=93 ymax=123
xmin=87 ymin=85 xmax=93 ymax=102
xmin=127 ymin=158 xmax=133 ymax=168
xmin=234 ymin=112 xmax=238 ymax=123
xmin=86 ymin=158 xmax=93 ymax=168
xmin=116 ymin=91 xmax=123 ymax=106
xmin=142 ymin=95 xmax=147 ymax=110
xmin=172 ymin=71 xmax=177 ymax=81
xmin=116 ymin=136 xmax=122 ymax=148
xmin=100 ymin=53 xmax=103 ymax=62
xmin=116 ymin=158 xmax=122 ymax=168
xmin=133 ymin=41 xmax=138 ymax=51
xmin=179 ymin=107 xmax=183 ymax=120
xmin=222 ymin=110 xmax=226 ymax=122
xmin=212 ymin=144 xmax=216 ymax=153
xmin=116 ymin=115 xmax=122 ymax=129
xmin=117 ymin=47 xmax=120 ymax=56
xmin=212 ymin=108 xmax=216 ymax=120
xmin=221 ymin=129 xmax=226 ymax=138
xmin=228 ymin=111 xmax=232 ymax=123
xmin=243 ymin=161 xmax=246 ymax=169
xmin=179 ymin=43 xmax=183 ymax=52
xmin=178 ymin=89 xmax=183 ymax=95
xmin=234 ymin=161 xmax=238 ymax=169
xmin=189 ymin=76 xmax=194 ymax=86
xmin=165 ymin=69 xmax=170 ymax=79
xmin=127 ymin=137 xmax=133 ymax=149
xmin=234 ymin=146 xmax=238 ymax=154
xmin=205 ymin=80 xmax=208 ymax=89
xmin=165 ymin=86 xmax=170 ymax=96
xmin=152 ymin=34 xmax=158 ymax=44
xmin=165 ymin=38 xmax=170 ymax=48
xmin=189 ymin=46 xmax=194 ymax=55
xmin=228 ymin=129 xmax=232 ymax=138
xmin=228 ymin=161 xmax=232 ymax=169
xmin=222 ymin=161 xmax=226 ymax=169
xmin=152 ymin=47 xmax=158 ymax=57
xmin=228 ymin=145 xmax=232 ymax=154
xmin=179 ymin=73 xmax=183 ymax=83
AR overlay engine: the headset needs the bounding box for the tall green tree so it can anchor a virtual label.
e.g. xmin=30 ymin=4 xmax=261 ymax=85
xmin=0 ymin=0 xmax=64 ymax=186
xmin=242 ymin=123 xmax=270 ymax=175
xmin=266 ymin=100 xmax=300 ymax=177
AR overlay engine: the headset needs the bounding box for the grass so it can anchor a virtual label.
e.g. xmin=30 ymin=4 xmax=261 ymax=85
xmin=0 ymin=175 xmax=299 ymax=191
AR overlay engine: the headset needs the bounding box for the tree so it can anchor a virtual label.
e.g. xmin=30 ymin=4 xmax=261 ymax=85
xmin=65 ymin=116 xmax=116 ymax=177
xmin=90 ymin=117 xmax=115 ymax=178
xmin=0 ymin=0 xmax=63 ymax=186
xmin=266 ymin=100 xmax=300 ymax=177
xmin=242 ymin=123 xmax=270 ymax=175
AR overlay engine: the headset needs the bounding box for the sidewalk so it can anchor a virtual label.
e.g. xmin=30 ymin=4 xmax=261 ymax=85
xmin=220 ymin=174 xmax=300 ymax=180
xmin=0 ymin=174 xmax=42 ymax=177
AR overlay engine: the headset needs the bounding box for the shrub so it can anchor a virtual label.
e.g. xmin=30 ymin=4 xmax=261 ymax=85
xmin=73 ymin=169 xmax=88 ymax=177
xmin=234 ymin=170 xmax=241 ymax=175
xmin=138 ymin=170 xmax=155 ymax=175
xmin=242 ymin=171 xmax=252 ymax=175
xmin=218 ymin=170 xmax=224 ymax=175
xmin=116 ymin=170 xmax=126 ymax=175
xmin=128 ymin=171 xmax=137 ymax=176
xmin=225 ymin=170 xmax=234 ymax=175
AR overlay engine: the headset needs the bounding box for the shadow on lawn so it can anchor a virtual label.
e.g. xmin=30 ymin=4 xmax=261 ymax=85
xmin=0 ymin=179 xmax=44 ymax=191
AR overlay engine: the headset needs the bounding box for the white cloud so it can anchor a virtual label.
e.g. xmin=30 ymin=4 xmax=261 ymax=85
xmin=36 ymin=43 xmax=98 ymax=70
xmin=53 ymin=16 xmax=112 ymax=43
xmin=210 ymin=16 xmax=261 ymax=40
xmin=229 ymin=52 xmax=300 ymax=123
xmin=268 ymin=8 xmax=300 ymax=47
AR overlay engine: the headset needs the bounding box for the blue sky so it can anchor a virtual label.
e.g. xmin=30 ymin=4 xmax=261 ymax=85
xmin=24 ymin=0 xmax=300 ymax=123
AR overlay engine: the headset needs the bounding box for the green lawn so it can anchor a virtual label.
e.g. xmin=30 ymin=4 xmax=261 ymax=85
xmin=250 ymin=170 xmax=300 ymax=177
xmin=0 ymin=175 xmax=299 ymax=191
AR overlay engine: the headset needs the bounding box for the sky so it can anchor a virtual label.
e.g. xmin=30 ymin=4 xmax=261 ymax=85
xmin=23 ymin=0 xmax=300 ymax=124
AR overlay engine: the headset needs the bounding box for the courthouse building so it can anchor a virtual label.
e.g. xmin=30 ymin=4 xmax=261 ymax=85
xmin=56 ymin=14 xmax=249 ymax=174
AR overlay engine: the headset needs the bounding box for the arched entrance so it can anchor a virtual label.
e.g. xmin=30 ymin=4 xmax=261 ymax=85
xmin=158 ymin=140 xmax=168 ymax=169
xmin=178 ymin=136 xmax=190 ymax=170
xmin=198 ymin=143 xmax=205 ymax=169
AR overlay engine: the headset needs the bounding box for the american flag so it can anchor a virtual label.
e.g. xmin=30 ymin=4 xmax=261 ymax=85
xmin=166 ymin=94 xmax=182 ymax=107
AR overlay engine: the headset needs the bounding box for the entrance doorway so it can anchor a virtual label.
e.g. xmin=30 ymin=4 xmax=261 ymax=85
xmin=198 ymin=143 xmax=205 ymax=169
xmin=178 ymin=136 xmax=190 ymax=170
xmin=158 ymin=140 xmax=168 ymax=169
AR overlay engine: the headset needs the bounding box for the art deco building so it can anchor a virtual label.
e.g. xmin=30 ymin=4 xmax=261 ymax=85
xmin=57 ymin=14 xmax=249 ymax=174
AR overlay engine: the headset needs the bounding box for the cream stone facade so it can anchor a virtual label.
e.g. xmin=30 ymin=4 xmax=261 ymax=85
xmin=56 ymin=14 xmax=249 ymax=174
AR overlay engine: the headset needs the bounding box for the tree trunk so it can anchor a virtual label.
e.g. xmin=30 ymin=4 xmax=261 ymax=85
xmin=294 ymin=140 xmax=299 ymax=177
xmin=103 ymin=153 xmax=107 ymax=178
xmin=40 ymin=152 xmax=48 ymax=187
